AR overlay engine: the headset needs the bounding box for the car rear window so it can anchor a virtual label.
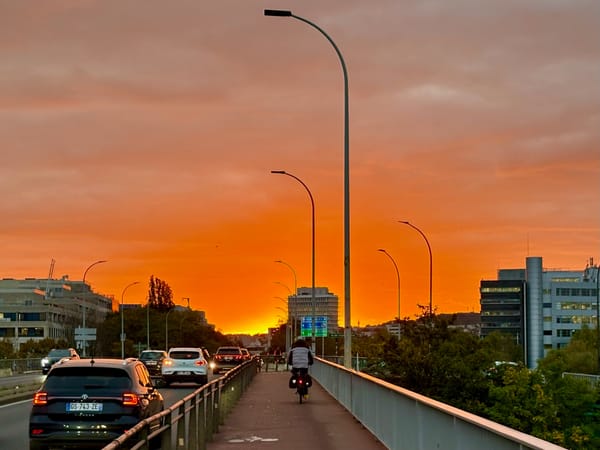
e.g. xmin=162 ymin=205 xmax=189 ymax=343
xmin=45 ymin=367 xmax=132 ymax=392
xmin=140 ymin=351 xmax=164 ymax=360
xmin=217 ymin=348 xmax=241 ymax=355
xmin=170 ymin=351 xmax=200 ymax=360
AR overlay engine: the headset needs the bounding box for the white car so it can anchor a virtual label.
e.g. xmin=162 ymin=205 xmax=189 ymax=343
xmin=161 ymin=347 xmax=209 ymax=386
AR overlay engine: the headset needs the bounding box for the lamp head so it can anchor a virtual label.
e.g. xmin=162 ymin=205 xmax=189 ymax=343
xmin=264 ymin=9 xmax=292 ymax=17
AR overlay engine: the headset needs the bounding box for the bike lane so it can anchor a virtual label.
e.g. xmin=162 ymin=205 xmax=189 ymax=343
xmin=207 ymin=371 xmax=387 ymax=450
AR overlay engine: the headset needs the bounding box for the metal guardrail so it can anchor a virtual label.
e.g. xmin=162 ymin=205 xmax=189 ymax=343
xmin=0 ymin=358 xmax=42 ymax=375
xmin=102 ymin=358 xmax=260 ymax=450
xmin=311 ymin=357 xmax=568 ymax=450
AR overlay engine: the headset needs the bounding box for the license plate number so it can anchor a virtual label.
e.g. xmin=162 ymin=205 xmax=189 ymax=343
xmin=67 ymin=402 xmax=103 ymax=412
xmin=178 ymin=371 xmax=191 ymax=375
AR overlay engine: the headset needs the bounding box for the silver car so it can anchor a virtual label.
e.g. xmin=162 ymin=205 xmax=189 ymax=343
xmin=161 ymin=347 xmax=209 ymax=386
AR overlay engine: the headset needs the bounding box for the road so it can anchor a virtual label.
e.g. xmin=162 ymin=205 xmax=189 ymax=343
xmin=0 ymin=381 xmax=207 ymax=449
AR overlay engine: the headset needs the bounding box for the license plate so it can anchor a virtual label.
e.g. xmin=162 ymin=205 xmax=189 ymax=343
xmin=178 ymin=371 xmax=191 ymax=375
xmin=146 ymin=361 xmax=157 ymax=365
xmin=67 ymin=402 xmax=103 ymax=412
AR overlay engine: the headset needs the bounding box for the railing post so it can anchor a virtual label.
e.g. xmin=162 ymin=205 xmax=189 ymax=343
xmin=176 ymin=402 xmax=187 ymax=450
xmin=188 ymin=394 xmax=198 ymax=450
xmin=198 ymin=389 xmax=207 ymax=450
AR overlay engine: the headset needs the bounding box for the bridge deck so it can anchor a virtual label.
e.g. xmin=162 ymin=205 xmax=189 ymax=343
xmin=207 ymin=370 xmax=387 ymax=450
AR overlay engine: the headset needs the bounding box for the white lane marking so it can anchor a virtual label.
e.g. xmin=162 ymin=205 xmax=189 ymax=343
xmin=227 ymin=435 xmax=280 ymax=443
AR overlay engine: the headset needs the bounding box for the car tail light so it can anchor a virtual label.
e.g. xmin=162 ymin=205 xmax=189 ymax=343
xmin=194 ymin=360 xmax=206 ymax=366
xmin=33 ymin=392 xmax=48 ymax=406
xmin=122 ymin=393 xmax=139 ymax=406
xmin=31 ymin=428 xmax=45 ymax=436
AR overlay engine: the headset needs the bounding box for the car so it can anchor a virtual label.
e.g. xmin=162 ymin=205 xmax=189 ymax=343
xmin=138 ymin=349 xmax=168 ymax=378
xmin=212 ymin=346 xmax=244 ymax=374
xmin=29 ymin=357 xmax=164 ymax=450
xmin=40 ymin=348 xmax=79 ymax=375
xmin=161 ymin=347 xmax=209 ymax=386
xmin=240 ymin=348 xmax=252 ymax=361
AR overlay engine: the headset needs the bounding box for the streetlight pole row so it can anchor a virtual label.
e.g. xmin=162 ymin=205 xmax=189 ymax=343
xmin=271 ymin=170 xmax=316 ymax=351
xmin=81 ymin=259 xmax=107 ymax=357
xmin=265 ymin=9 xmax=351 ymax=368
xmin=400 ymin=221 xmax=433 ymax=319
xmin=120 ymin=281 xmax=140 ymax=359
xmin=378 ymin=249 xmax=401 ymax=337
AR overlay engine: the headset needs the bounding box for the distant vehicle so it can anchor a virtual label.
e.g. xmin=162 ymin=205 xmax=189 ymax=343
xmin=29 ymin=357 xmax=163 ymax=450
xmin=161 ymin=347 xmax=209 ymax=386
xmin=240 ymin=348 xmax=252 ymax=361
xmin=138 ymin=350 xmax=168 ymax=378
xmin=40 ymin=348 xmax=79 ymax=375
xmin=212 ymin=346 xmax=244 ymax=374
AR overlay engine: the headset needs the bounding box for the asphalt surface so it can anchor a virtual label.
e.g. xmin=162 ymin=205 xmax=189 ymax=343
xmin=207 ymin=371 xmax=387 ymax=450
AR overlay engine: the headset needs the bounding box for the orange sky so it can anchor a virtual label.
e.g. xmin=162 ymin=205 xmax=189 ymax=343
xmin=2 ymin=1 xmax=599 ymax=335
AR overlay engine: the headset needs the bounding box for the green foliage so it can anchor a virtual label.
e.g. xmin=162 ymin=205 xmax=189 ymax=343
xmin=357 ymin=314 xmax=600 ymax=448
xmin=0 ymin=339 xmax=16 ymax=359
xmin=17 ymin=338 xmax=70 ymax=358
xmin=95 ymin=307 xmax=231 ymax=357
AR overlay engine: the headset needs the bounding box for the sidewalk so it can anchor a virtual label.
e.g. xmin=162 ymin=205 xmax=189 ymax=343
xmin=208 ymin=371 xmax=387 ymax=450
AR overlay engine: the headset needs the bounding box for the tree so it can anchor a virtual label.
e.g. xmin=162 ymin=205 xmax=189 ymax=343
xmin=147 ymin=276 xmax=174 ymax=312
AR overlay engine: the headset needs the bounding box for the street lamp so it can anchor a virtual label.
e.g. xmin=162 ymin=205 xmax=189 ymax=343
xmin=265 ymin=9 xmax=351 ymax=368
xmin=275 ymin=259 xmax=298 ymax=345
xmin=120 ymin=281 xmax=140 ymax=359
xmin=378 ymin=249 xmax=401 ymax=338
xmin=81 ymin=259 xmax=107 ymax=356
xmin=271 ymin=170 xmax=316 ymax=351
xmin=165 ymin=307 xmax=178 ymax=351
xmin=275 ymin=296 xmax=292 ymax=352
xmin=399 ymin=221 xmax=433 ymax=320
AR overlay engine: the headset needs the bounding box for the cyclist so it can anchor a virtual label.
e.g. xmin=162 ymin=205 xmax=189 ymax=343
xmin=287 ymin=339 xmax=313 ymax=387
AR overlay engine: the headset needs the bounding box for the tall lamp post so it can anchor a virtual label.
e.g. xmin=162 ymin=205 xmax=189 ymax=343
xmin=378 ymin=249 xmax=401 ymax=338
xmin=399 ymin=221 xmax=433 ymax=320
xmin=275 ymin=260 xmax=298 ymax=343
xmin=81 ymin=259 xmax=107 ymax=357
xmin=165 ymin=308 xmax=173 ymax=351
xmin=271 ymin=170 xmax=316 ymax=351
xmin=275 ymin=296 xmax=292 ymax=352
xmin=265 ymin=9 xmax=351 ymax=368
xmin=120 ymin=281 xmax=140 ymax=359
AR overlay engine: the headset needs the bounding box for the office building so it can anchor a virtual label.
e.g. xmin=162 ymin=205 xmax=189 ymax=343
xmin=289 ymin=287 xmax=339 ymax=336
xmin=481 ymin=256 xmax=599 ymax=368
xmin=0 ymin=277 xmax=114 ymax=351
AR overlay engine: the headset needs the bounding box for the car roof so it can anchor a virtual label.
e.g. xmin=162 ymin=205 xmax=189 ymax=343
xmin=50 ymin=358 xmax=139 ymax=370
xmin=168 ymin=347 xmax=203 ymax=352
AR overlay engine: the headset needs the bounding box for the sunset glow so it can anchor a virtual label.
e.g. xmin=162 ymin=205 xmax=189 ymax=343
xmin=2 ymin=1 xmax=599 ymax=335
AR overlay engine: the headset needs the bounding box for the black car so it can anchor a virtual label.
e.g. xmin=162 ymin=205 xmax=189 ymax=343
xmin=41 ymin=348 xmax=79 ymax=375
xmin=212 ymin=346 xmax=244 ymax=374
xmin=29 ymin=358 xmax=164 ymax=450
xmin=138 ymin=349 xmax=168 ymax=377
